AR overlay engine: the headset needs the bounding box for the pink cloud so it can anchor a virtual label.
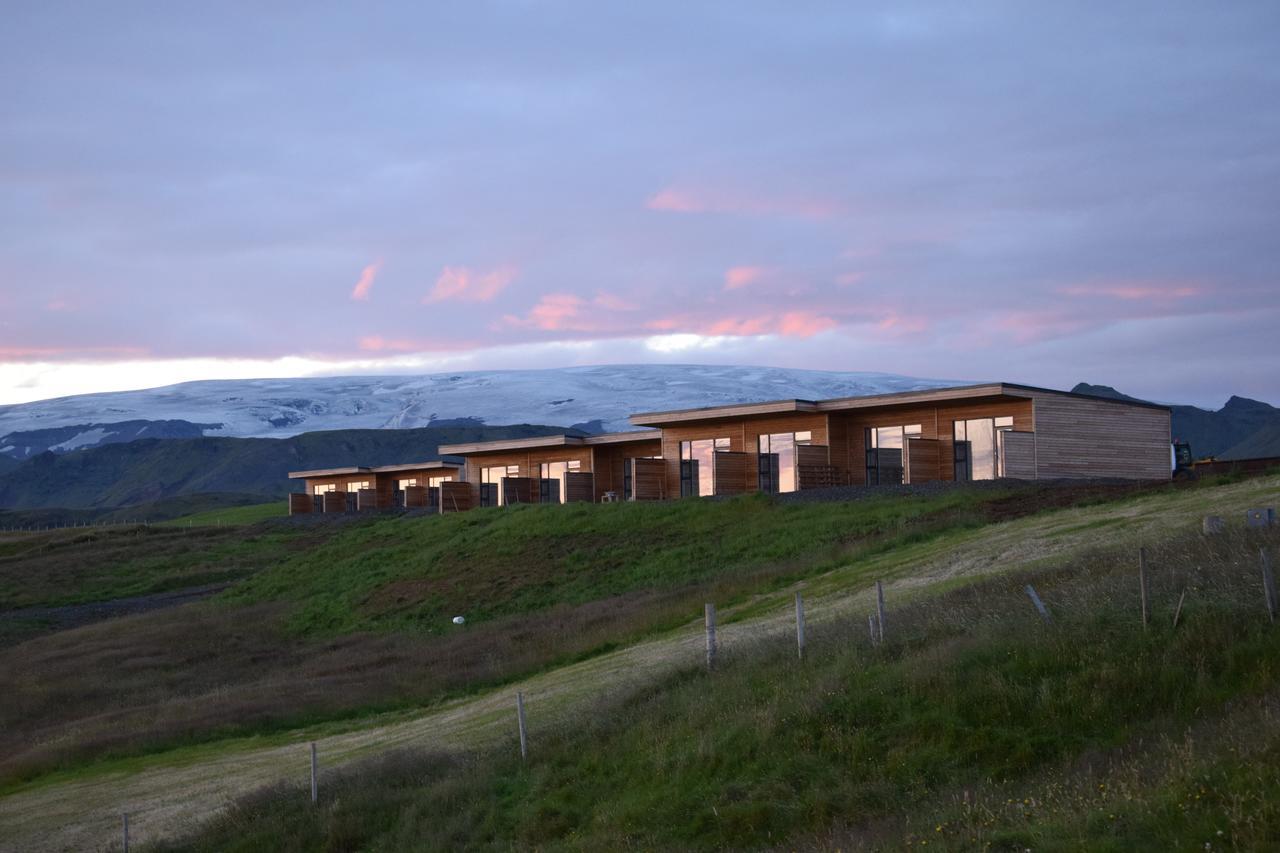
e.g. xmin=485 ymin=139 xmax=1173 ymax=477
xmin=1059 ymin=280 xmax=1201 ymax=301
xmin=723 ymin=266 xmax=766 ymax=290
xmin=835 ymin=272 xmax=865 ymax=286
xmin=646 ymin=186 xmax=842 ymax=219
xmin=424 ymin=264 xmax=517 ymax=303
xmin=646 ymin=310 xmax=838 ymax=340
xmin=779 ymin=311 xmax=838 ymax=337
xmin=350 ymin=260 xmax=382 ymax=301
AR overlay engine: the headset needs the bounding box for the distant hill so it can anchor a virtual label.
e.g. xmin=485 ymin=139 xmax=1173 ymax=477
xmin=0 ymin=419 xmax=219 ymax=460
xmin=1072 ymin=383 xmax=1280 ymax=459
xmin=1219 ymin=425 xmax=1280 ymax=461
xmin=0 ymin=423 xmax=585 ymax=510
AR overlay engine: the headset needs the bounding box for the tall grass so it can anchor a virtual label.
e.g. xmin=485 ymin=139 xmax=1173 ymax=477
xmin=155 ymin=526 xmax=1280 ymax=851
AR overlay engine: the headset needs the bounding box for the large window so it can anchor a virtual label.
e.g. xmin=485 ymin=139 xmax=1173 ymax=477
xmin=428 ymin=475 xmax=453 ymax=488
xmin=539 ymin=460 xmax=582 ymax=504
xmin=680 ymin=438 xmax=730 ymax=497
xmin=313 ymin=483 xmax=336 ymax=497
xmin=347 ymin=480 xmax=371 ymax=492
xmin=953 ymin=416 xmax=1014 ymax=480
xmin=758 ymin=430 xmax=813 ymax=493
xmin=865 ymin=424 xmax=922 ymax=484
xmin=481 ymin=465 xmax=519 ymax=505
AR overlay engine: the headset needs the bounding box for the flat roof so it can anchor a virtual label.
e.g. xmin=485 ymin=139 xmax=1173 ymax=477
xmin=287 ymin=466 xmax=370 ymax=479
xmin=438 ymin=429 xmax=660 ymax=456
xmin=369 ymin=460 xmax=464 ymax=474
xmin=289 ymin=460 xmax=464 ymax=479
xmin=630 ymin=381 xmax=1168 ymax=425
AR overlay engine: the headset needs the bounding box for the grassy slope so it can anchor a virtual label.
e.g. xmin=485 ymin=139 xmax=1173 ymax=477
xmin=0 ymin=473 xmax=1274 ymax=845
xmin=160 ymin=524 xmax=1280 ymax=852
xmin=224 ymin=486 xmax=1017 ymax=637
xmin=0 ymin=485 xmax=1026 ymax=792
xmin=0 ymin=525 xmax=314 ymax=611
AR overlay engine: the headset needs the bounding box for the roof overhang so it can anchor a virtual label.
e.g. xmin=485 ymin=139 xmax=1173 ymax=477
xmin=369 ymin=460 xmax=465 ymax=474
xmin=288 ymin=466 xmax=370 ymax=479
xmin=438 ymin=429 xmax=660 ymax=456
xmin=629 ymin=399 xmax=821 ymax=427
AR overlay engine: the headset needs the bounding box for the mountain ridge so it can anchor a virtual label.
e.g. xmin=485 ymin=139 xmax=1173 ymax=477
xmin=1071 ymin=382 xmax=1280 ymax=459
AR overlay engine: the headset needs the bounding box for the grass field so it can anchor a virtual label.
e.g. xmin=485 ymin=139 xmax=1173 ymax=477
xmin=157 ymin=523 xmax=1280 ymax=851
xmin=158 ymin=501 xmax=286 ymax=527
xmin=0 ymin=473 xmax=1275 ymax=851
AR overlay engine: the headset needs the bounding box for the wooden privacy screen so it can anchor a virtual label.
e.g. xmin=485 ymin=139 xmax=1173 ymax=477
xmin=998 ymin=431 xmax=1037 ymax=479
xmin=795 ymin=443 xmax=842 ymax=490
xmin=403 ymin=485 xmax=427 ymax=508
xmin=906 ymin=438 xmax=941 ymax=484
xmin=357 ymin=488 xmax=380 ymax=511
xmin=630 ymin=458 xmax=667 ymax=500
xmin=503 ymin=477 xmax=537 ymax=505
xmin=288 ymin=493 xmax=313 ymax=515
xmin=322 ymin=491 xmax=348 ymax=513
xmin=713 ymin=451 xmax=749 ymax=496
xmin=438 ymin=480 xmax=475 ymax=513
xmin=565 ymin=471 xmax=595 ymax=502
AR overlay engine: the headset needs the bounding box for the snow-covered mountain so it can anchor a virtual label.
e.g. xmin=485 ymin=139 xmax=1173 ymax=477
xmin=0 ymin=364 xmax=971 ymax=457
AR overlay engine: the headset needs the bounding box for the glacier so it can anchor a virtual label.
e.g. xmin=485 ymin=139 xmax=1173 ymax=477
xmin=0 ymin=364 xmax=973 ymax=450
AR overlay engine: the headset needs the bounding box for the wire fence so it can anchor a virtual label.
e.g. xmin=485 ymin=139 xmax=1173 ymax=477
xmin=41 ymin=506 xmax=1280 ymax=851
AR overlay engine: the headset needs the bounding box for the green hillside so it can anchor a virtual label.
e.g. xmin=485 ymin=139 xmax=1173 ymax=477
xmin=0 ymin=473 xmax=1276 ymax=851
xmin=0 ymin=423 xmax=584 ymax=509
xmin=164 ymin=522 xmax=1280 ymax=852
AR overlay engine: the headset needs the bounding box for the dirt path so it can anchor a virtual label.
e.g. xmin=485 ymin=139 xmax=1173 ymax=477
xmin=1 ymin=476 xmax=1275 ymax=853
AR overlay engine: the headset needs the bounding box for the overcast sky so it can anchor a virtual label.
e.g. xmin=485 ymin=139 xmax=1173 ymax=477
xmin=2 ymin=2 xmax=1277 ymax=408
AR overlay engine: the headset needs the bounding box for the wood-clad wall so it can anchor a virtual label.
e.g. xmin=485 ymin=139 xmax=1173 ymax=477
xmin=656 ymin=412 xmax=830 ymax=496
xmin=831 ymin=397 xmax=1034 ymax=485
xmin=589 ymin=438 xmax=662 ymax=501
xmin=461 ymin=446 xmax=593 ymax=487
xmin=1027 ymin=393 xmax=1170 ymax=480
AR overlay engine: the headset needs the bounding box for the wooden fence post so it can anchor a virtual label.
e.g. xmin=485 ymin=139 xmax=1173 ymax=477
xmin=1262 ymin=548 xmax=1277 ymax=624
xmin=875 ymin=581 xmax=886 ymax=644
xmin=1025 ymin=584 xmax=1052 ymax=623
xmin=1172 ymin=588 xmax=1188 ymax=629
xmin=310 ymin=742 xmax=318 ymax=804
xmin=516 ymin=692 xmax=529 ymax=760
xmin=1139 ymin=547 xmax=1150 ymax=629
xmin=794 ymin=592 xmax=806 ymax=660
xmin=121 ymin=813 xmax=129 ymax=852
xmin=705 ymin=603 xmax=717 ymax=670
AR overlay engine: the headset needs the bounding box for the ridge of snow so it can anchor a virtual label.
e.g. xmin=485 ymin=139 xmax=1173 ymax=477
xmin=0 ymin=364 xmax=974 ymax=444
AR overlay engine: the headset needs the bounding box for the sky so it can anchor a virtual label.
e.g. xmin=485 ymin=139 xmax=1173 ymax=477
xmin=2 ymin=2 xmax=1278 ymax=408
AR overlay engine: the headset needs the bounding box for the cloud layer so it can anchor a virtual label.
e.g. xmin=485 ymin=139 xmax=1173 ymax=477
xmin=1 ymin=2 xmax=1277 ymax=407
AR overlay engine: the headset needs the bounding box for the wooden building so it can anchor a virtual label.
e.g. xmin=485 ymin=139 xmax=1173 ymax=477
xmin=287 ymin=460 xmax=464 ymax=514
xmin=629 ymin=383 xmax=1171 ymax=497
xmin=437 ymin=431 xmax=664 ymax=506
